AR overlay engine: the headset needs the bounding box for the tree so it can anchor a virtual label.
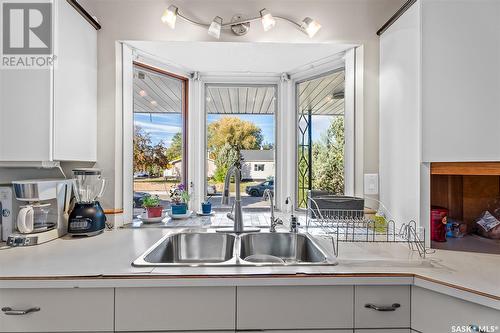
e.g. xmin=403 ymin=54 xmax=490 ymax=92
xmin=261 ymin=142 xmax=274 ymax=150
xmin=133 ymin=125 xmax=152 ymax=172
xmin=312 ymin=116 xmax=345 ymax=194
xmin=166 ymin=132 xmax=182 ymax=161
xmin=134 ymin=125 xmax=171 ymax=176
xmin=150 ymin=140 xmax=170 ymax=176
xmin=207 ymin=117 xmax=264 ymax=181
xmin=213 ymin=143 xmax=241 ymax=182
xmin=207 ymin=116 xmax=263 ymax=157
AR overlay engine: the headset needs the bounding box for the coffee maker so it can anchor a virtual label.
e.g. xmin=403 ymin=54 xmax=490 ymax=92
xmin=68 ymin=168 xmax=106 ymax=236
xmin=7 ymin=179 xmax=72 ymax=247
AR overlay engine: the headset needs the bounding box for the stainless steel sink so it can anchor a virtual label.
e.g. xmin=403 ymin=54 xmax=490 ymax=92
xmin=134 ymin=232 xmax=237 ymax=266
xmin=239 ymin=232 xmax=336 ymax=265
xmin=132 ymin=230 xmax=337 ymax=267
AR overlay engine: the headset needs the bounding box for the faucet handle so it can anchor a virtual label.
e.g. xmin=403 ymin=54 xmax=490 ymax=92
xmin=290 ymin=216 xmax=300 ymax=233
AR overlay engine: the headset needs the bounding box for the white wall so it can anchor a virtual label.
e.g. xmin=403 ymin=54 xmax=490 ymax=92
xmin=379 ymin=3 xmax=421 ymax=225
xmin=82 ymin=0 xmax=405 ymax=214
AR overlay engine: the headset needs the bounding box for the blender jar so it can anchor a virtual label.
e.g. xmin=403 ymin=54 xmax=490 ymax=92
xmin=72 ymin=168 xmax=106 ymax=203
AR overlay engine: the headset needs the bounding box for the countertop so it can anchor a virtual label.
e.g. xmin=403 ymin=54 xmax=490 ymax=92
xmin=1 ymin=214 xmax=499 ymax=310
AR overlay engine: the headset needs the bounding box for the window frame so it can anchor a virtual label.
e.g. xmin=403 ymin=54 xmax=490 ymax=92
xmin=289 ymin=51 xmax=355 ymax=210
xmin=201 ymin=81 xmax=279 ymax=209
xmin=132 ymin=61 xmax=189 ymax=186
xmin=122 ymin=46 xmax=191 ymax=223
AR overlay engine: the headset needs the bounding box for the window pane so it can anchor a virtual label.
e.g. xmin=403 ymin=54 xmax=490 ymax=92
xmin=133 ymin=64 xmax=186 ymax=217
xmin=205 ymin=85 xmax=276 ymax=210
xmin=296 ymin=70 xmax=345 ymax=208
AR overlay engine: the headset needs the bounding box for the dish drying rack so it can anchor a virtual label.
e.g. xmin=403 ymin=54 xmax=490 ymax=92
xmin=306 ymin=197 xmax=427 ymax=258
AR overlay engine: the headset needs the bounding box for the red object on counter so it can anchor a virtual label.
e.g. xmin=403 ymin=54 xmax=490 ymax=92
xmin=431 ymin=207 xmax=448 ymax=242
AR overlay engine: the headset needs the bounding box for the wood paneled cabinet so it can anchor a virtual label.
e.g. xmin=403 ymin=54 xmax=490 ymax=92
xmin=0 ymin=0 xmax=97 ymax=163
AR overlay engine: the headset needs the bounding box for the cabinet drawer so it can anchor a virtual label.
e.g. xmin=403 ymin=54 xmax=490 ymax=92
xmin=354 ymin=286 xmax=410 ymax=329
xmin=237 ymin=286 xmax=354 ymax=330
xmin=115 ymin=287 xmax=235 ymax=331
xmin=412 ymin=286 xmax=500 ymax=333
xmin=0 ymin=288 xmax=114 ymax=332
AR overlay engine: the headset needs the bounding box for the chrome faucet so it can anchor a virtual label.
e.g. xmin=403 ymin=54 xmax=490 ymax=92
xmin=221 ymin=163 xmax=244 ymax=233
xmin=263 ymin=189 xmax=282 ymax=232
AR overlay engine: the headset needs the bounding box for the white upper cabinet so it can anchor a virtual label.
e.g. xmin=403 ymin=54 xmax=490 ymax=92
xmin=53 ymin=0 xmax=97 ymax=161
xmin=0 ymin=0 xmax=97 ymax=162
xmin=380 ymin=0 xmax=500 ymax=165
xmin=421 ymin=0 xmax=500 ymax=162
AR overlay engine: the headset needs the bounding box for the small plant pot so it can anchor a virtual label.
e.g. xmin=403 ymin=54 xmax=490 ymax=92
xmin=146 ymin=206 xmax=163 ymax=218
xmin=201 ymin=202 xmax=212 ymax=214
xmin=171 ymin=203 xmax=187 ymax=215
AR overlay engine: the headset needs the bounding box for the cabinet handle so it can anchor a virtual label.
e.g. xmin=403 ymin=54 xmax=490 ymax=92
xmin=1 ymin=307 xmax=41 ymax=315
xmin=364 ymin=303 xmax=400 ymax=312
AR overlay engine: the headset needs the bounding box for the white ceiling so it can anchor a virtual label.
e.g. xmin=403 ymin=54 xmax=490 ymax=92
xmin=206 ymin=85 xmax=276 ymax=114
xmin=298 ymin=70 xmax=345 ymax=115
xmin=127 ymin=41 xmax=354 ymax=74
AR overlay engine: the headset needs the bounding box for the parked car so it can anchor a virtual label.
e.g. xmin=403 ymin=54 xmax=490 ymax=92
xmin=245 ymin=180 xmax=274 ymax=197
xmin=133 ymin=172 xmax=149 ymax=179
xmin=207 ymin=184 xmax=217 ymax=195
xmin=133 ymin=192 xmax=148 ymax=207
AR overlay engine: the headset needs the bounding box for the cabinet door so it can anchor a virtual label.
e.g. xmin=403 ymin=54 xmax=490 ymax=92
xmin=237 ymin=286 xmax=354 ymax=330
xmin=0 ymin=69 xmax=51 ymax=161
xmin=412 ymin=286 xmax=500 ymax=333
xmin=354 ymin=328 xmax=411 ymax=333
xmin=115 ymin=287 xmax=236 ymax=331
xmin=354 ymin=286 xmax=410 ymax=329
xmin=0 ymin=288 xmax=114 ymax=332
xmin=421 ymin=0 xmax=500 ymax=162
xmin=53 ymin=0 xmax=97 ymax=161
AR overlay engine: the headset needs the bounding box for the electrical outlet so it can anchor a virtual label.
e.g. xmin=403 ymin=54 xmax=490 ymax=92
xmin=364 ymin=173 xmax=379 ymax=195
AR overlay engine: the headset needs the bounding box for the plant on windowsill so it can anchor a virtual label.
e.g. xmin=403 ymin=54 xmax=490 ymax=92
xmin=142 ymin=195 xmax=163 ymax=218
xmin=169 ymin=183 xmax=190 ymax=215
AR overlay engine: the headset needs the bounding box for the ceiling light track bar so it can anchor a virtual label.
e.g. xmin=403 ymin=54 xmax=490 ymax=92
xmin=161 ymin=5 xmax=321 ymax=39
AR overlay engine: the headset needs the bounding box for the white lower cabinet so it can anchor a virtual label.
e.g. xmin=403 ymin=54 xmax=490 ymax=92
xmin=411 ymin=286 xmax=500 ymax=333
xmin=354 ymin=328 xmax=412 ymax=333
xmin=354 ymin=286 xmax=410 ymax=329
xmin=237 ymin=286 xmax=354 ymax=330
xmin=114 ymin=287 xmax=236 ymax=331
xmin=0 ymin=288 xmax=114 ymax=332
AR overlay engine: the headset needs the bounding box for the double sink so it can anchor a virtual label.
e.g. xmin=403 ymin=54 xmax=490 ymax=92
xmin=133 ymin=231 xmax=337 ymax=267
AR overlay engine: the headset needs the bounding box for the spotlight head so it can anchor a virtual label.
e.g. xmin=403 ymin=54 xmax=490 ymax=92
xmin=161 ymin=5 xmax=178 ymax=29
xmin=301 ymin=17 xmax=321 ymax=38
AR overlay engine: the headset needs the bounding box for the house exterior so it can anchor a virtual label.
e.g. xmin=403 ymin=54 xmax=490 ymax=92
xmin=163 ymin=158 xmax=216 ymax=179
xmin=241 ymin=149 xmax=275 ymax=181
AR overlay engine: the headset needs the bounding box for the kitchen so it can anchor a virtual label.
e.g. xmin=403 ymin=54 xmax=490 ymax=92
xmin=0 ymin=0 xmax=500 ymax=332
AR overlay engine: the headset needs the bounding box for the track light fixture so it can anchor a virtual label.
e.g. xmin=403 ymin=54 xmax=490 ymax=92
xmin=160 ymin=5 xmax=178 ymax=29
xmin=260 ymin=8 xmax=276 ymax=32
xmin=160 ymin=6 xmax=321 ymax=38
xmin=208 ymin=16 xmax=223 ymax=39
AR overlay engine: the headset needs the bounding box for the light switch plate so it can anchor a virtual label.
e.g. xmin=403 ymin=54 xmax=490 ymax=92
xmin=364 ymin=173 xmax=379 ymax=195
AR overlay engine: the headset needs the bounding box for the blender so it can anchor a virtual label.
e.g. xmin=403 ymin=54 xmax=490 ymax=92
xmin=68 ymin=168 xmax=107 ymax=236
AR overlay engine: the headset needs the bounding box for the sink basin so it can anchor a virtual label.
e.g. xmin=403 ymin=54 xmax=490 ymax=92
xmin=239 ymin=232 xmax=336 ymax=265
xmin=133 ymin=231 xmax=337 ymax=267
xmin=134 ymin=232 xmax=236 ymax=266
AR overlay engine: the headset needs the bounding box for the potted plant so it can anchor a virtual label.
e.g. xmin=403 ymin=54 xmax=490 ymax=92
xmin=169 ymin=183 xmax=190 ymax=215
xmin=142 ymin=195 xmax=163 ymax=218
xmin=201 ymin=195 xmax=212 ymax=214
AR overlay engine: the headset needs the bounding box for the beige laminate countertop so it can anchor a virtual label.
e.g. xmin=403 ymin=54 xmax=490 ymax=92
xmin=0 ymin=225 xmax=499 ymax=309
